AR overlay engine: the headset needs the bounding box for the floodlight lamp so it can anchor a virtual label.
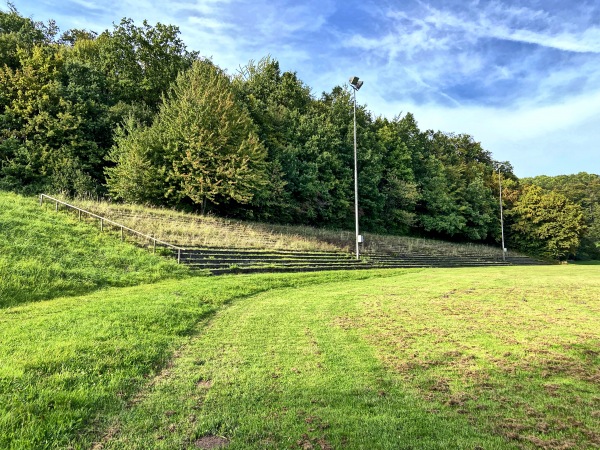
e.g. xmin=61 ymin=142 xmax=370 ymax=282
xmin=349 ymin=76 xmax=363 ymax=90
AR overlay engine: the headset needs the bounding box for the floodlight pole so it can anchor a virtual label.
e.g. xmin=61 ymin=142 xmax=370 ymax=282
xmin=349 ymin=77 xmax=363 ymax=260
xmin=498 ymin=166 xmax=506 ymax=261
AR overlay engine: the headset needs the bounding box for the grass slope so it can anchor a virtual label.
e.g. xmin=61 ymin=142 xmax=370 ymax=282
xmin=0 ymin=192 xmax=189 ymax=307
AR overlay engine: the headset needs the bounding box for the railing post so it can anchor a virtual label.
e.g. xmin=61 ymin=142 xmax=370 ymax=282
xmin=55 ymin=201 xmax=58 ymax=211
xmin=178 ymin=248 xmax=181 ymax=264
xmin=79 ymin=210 xmax=81 ymax=221
xmin=120 ymin=226 xmax=124 ymax=241
xmin=39 ymin=194 xmax=43 ymax=206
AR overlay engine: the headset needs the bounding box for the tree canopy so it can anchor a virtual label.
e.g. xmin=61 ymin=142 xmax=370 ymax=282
xmin=106 ymin=60 xmax=267 ymax=212
xmin=0 ymin=6 xmax=595 ymax=260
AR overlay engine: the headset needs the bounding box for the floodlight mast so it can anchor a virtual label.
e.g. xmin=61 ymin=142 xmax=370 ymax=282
xmin=349 ymin=76 xmax=363 ymax=260
xmin=498 ymin=164 xmax=506 ymax=261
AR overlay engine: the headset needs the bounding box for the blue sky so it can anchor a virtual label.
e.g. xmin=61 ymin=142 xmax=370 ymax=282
xmin=13 ymin=0 xmax=600 ymax=177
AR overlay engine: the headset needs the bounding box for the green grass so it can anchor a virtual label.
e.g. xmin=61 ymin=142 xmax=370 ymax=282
xmin=1 ymin=192 xmax=598 ymax=448
xmin=99 ymin=265 xmax=599 ymax=450
xmin=0 ymin=270 xmax=397 ymax=449
xmin=3 ymin=265 xmax=596 ymax=449
xmin=0 ymin=192 xmax=189 ymax=307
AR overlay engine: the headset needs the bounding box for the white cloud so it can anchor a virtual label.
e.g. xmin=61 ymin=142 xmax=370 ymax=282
xmin=365 ymin=86 xmax=600 ymax=176
xmin=187 ymin=16 xmax=234 ymax=31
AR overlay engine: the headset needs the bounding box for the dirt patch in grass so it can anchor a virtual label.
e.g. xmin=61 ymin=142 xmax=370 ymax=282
xmin=194 ymin=435 xmax=229 ymax=449
xmin=339 ymin=287 xmax=600 ymax=449
xmin=90 ymin=425 xmax=120 ymax=450
xmin=330 ymin=315 xmax=361 ymax=330
xmin=196 ymin=379 xmax=213 ymax=389
xmin=522 ymin=435 xmax=577 ymax=450
xmin=295 ymin=434 xmax=333 ymax=450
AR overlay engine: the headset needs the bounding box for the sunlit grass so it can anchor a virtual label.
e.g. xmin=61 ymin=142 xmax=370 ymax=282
xmin=0 ymin=270 xmax=397 ymax=449
xmin=99 ymin=266 xmax=599 ymax=449
xmin=71 ymin=197 xmax=509 ymax=259
xmin=0 ymin=192 xmax=189 ymax=307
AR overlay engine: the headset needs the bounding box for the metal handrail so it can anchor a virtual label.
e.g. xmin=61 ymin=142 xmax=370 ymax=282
xmin=39 ymin=194 xmax=184 ymax=263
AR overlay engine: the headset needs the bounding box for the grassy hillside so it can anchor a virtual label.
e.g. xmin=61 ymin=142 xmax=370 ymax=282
xmin=1 ymin=266 xmax=598 ymax=449
xmin=0 ymin=192 xmax=189 ymax=307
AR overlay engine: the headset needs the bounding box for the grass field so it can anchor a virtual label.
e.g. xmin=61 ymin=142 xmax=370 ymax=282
xmin=1 ymin=266 xmax=598 ymax=449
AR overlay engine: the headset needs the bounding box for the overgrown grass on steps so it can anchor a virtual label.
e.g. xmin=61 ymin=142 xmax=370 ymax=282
xmin=0 ymin=192 xmax=190 ymax=308
xmin=70 ymin=197 xmax=514 ymax=260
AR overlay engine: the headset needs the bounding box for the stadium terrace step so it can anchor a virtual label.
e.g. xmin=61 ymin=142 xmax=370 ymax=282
xmin=166 ymin=247 xmax=543 ymax=274
xmin=40 ymin=194 xmax=551 ymax=276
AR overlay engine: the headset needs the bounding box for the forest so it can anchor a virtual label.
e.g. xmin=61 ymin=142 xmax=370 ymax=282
xmin=1 ymin=5 xmax=598 ymax=260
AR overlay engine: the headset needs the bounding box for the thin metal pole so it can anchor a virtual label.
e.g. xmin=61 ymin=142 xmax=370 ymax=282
xmin=177 ymin=248 xmax=181 ymax=264
xmin=499 ymin=168 xmax=506 ymax=261
xmin=353 ymin=88 xmax=359 ymax=260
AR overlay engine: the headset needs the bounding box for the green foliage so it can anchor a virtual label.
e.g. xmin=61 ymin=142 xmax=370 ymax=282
xmin=0 ymin=44 xmax=102 ymax=195
xmin=0 ymin=7 xmax=194 ymax=196
xmin=93 ymin=18 xmax=197 ymax=114
xmin=416 ymin=132 xmax=497 ymax=241
xmin=523 ymin=172 xmax=600 ymax=259
xmin=0 ymin=191 xmax=188 ymax=307
xmin=506 ymin=184 xmax=587 ymax=260
xmin=0 ymin=3 xmax=56 ymax=70
xmin=104 ymin=116 xmax=168 ymax=204
xmin=107 ymin=60 xmax=268 ymax=211
xmin=376 ymin=116 xmax=420 ymax=233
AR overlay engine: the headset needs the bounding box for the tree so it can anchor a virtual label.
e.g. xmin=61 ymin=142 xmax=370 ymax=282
xmin=414 ymin=131 xmax=497 ymax=241
xmin=1 ymin=9 xmax=195 ymax=195
xmin=0 ymin=44 xmax=102 ymax=195
xmin=95 ymin=18 xmax=197 ymax=116
xmin=506 ymin=185 xmax=587 ymax=260
xmin=375 ymin=116 xmax=420 ymax=234
xmin=232 ymin=57 xmax=316 ymax=223
xmin=523 ymin=172 xmax=600 ymax=259
xmin=103 ymin=117 xmax=167 ymax=204
xmin=106 ymin=60 xmax=268 ymax=212
xmin=0 ymin=3 xmax=57 ymax=70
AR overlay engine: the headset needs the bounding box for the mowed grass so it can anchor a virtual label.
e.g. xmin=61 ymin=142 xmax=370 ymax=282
xmin=93 ymin=266 xmax=598 ymax=450
xmin=0 ymin=270 xmax=386 ymax=449
xmin=0 ymin=192 xmax=189 ymax=307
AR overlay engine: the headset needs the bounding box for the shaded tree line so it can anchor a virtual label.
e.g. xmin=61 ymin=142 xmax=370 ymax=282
xmin=0 ymin=6 xmax=593 ymax=260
